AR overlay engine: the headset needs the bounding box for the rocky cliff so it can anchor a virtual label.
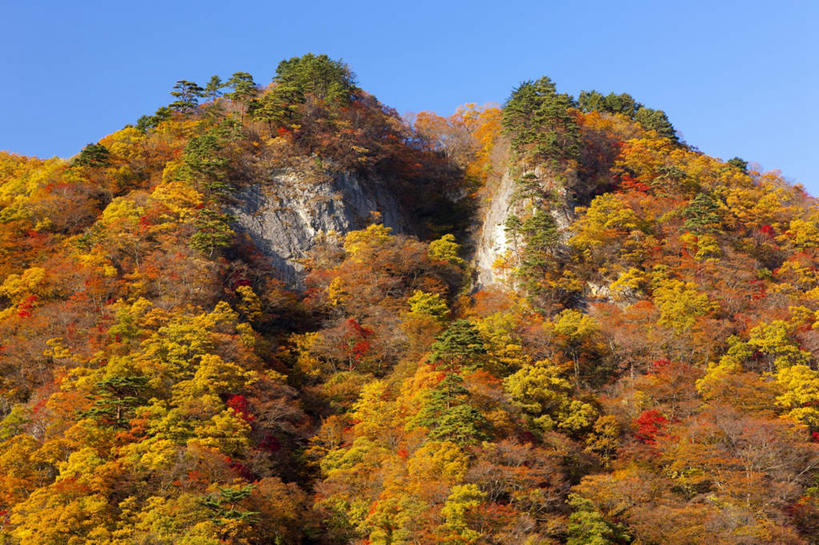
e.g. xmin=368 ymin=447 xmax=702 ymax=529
xmin=472 ymin=167 xmax=575 ymax=288
xmin=230 ymin=162 xmax=579 ymax=292
xmin=473 ymin=170 xmax=517 ymax=287
xmin=230 ymin=170 xmax=408 ymax=286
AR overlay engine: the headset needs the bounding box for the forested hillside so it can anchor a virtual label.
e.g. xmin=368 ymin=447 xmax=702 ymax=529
xmin=0 ymin=54 xmax=817 ymax=544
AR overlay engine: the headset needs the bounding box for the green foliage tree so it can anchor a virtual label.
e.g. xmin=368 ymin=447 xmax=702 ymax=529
xmin=136 ymin=106 xmax=173 ymax=132
xmin=273 ymin=53 xmax=357 ymax=105
xmin=683 ymin=192 xmax=722 ymax=233
xmin=250 ymin=54 xmax=358 ymax=131
xmin=503 ymin=76 xmax=580 ymax=168
xmin=181 ymin=130 xmax=235 ymax=197
xmin=204 ymin=75 xmax=224 ymax=102
xmin=200 ymin=485 xmax=259 ymax=525
xmin=82 ymin=374 xmax=149 ymax=428
xmin=634 ymin=106 xmax=677 ymax=142
xmin=727 ymin=156 xmax=749 ymax=174
xmin=409 ymin=373 xmax=488 ymax=444
xmin=225 ymin=72 xmax=257 ymax=121
xmin=429 ymin=320 xmax=486 ymax=369
xmin=190 ymin=209 xmax=234 ymax=256
xmin=170 ymin=80 xmax=204 ymax=112
xmin=506 ymin=208 xmax=560 ymax=301
xmin=578 ymin=90 xmax=640 ymax=117
xmin=225 ymin=72 xmax=257 ymax=104
xmin=72 ymin=143 xmax=111 ymax=168
xmin=567 ymin=494 xmax=628 ymax=545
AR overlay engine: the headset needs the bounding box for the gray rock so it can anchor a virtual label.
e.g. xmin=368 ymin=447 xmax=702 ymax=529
xmin=230 ymin=170 xmax=407 ymax=287
xmin=473 ymin=170 xmax=518 ymax=288
xmin=473 ymin=168 xmax=577 ymax=289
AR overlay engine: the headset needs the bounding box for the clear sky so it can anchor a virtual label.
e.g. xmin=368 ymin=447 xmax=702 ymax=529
xmin=2 ymin=0 xmax=818 ymax=194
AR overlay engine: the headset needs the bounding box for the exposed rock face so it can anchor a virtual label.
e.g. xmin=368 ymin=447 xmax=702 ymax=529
xmin=473 ymin=170 xmax=517 ymax=288
xmin=473 ymin=168 xmax=576 ymax=288
xmin=230 ymin=170 xmax=407 ymax=286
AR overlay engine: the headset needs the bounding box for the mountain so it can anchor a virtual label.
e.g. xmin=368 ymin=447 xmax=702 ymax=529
xmin=0 ymin=54 xmax=816 ymax=545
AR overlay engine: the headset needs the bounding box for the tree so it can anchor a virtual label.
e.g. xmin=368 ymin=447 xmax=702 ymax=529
xmin=170 ymin=80 xmax=204 ymax=112
xmin=200 ymin=485 xmax=259 ymax=526
xmin=571 ymin=192 xmax=642 ymax=264
xmin=634 ymin=106 xmax=677 ymax=142
xmin=578 ymin=90 xmax=639 ymax=117
xmin=407 ymin=290 xmax=449 ymax=322
xmin=428 ymin=234 xmax=465 ymax=266
xmin=342 ymin=223 xmax=393 ymax=261
xmin=728 ymin=320 xmax=813 ymax=373
xmin=247 ymin=89 xmax=294 ymax=131
xmin=548 ymin=309 xmax=610 ymax=385
xmin=429 ymin=320 xmax=486 ymax=370
xmin=272 ymin=53 xmax=357 ymax=106
xmin=72 ymin=143 xmax=111 ymax=168
xmin=409 ymin=373 xmax=489 ymax=444
xmin=505 ymin=208 xmax=560 ymax=301
xmin=190 ymin=209 xmax=234 ymax=257
xmin=225 ymin=72 xmax=257 ymax=121
xmin=727 ymin=156 xmax=749 ymax=174
xmin=567 ymin=494 xmax=629 ymax=545
xmin=503 ymin=76 xmax=580 ymax=169
xmin=504 ymin=360 xmax=597 ymax=434
xmin=683 ymin=192 xmax=722 ymax=233
xmin=82 ymin=374 xmax=149 ymax=428
xmin=225 ymin=72 xmax=257 ymax=103
xmin=136 ymin=106 xmax=173 ymax=132
xmin=775 ymin=364 xmax=819 ymax=428
xmin=181 ymin=129 xmax=235 ymax=198
xmin=204 ymin=75 xmax=224 ymax=102
xmin=440 ymin=484 xmax=487 ymax=543
xmin=653 ymin=279 xmax=715 ymax=332
xmin=250 ymin=54 xmax=358 ymax=132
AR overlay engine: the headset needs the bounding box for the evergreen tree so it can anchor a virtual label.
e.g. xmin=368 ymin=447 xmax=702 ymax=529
xmin=72 ymin=143 xmax=111 ymax=168
xmin=190 ymin=209 xmax=234 ymax=256
xmin=272 ymin=53 xmax=357 ymax=105
xmin=409 ymin=373 xmax=488 ymax=444
xmin=170 ymin=80 xmax=204 ymax=112
xmin=201 ymin=485 xmax=260 ymax=537
xmin=503 ymin=76 xmax=580 ymax=169
xmin=250 ymin=54 xmax=358 ymax=131
xmin=226 ymin=72 xmax=257 ymax=104
xmin=225 ymin=72 xmax=258 ymax=122
xmin=430 ymin=320 xmax=486 ymax=369
xmin=728 ymin=156 xmax=749 ymax=174
xmin=204 ymin=75 xmax=224 ymax=102
xmin=136 ymin=106 xmax=173 ymax=132
xmin=635 ymin=106 xmax=677 ymax=142
xmin=82 ymin=375 xmax=149 ymax=428
xmin=506 ymin=208 xmax=560 ymax=303
xmin=578 ymin=90 xmax=639 ymax=117
xmin=182 ymin=132 xmax=232 ymax=196
xmin=684 ymin=192 xmax=722 ymax=233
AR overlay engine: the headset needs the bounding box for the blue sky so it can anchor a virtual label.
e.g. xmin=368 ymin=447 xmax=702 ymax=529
xmin=2 ymin=1 xmax=818 ymax=194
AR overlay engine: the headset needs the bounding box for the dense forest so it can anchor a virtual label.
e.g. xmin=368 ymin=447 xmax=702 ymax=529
xmin=0 ymin=54 xmax=817 ymax=544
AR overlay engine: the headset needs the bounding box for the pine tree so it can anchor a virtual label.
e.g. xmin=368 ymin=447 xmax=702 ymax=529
xmin=429 ymin=320 xmax=486 ymax=369
xmin=503 ymin=76 xmax=580 ymax=169
xmin=170 ymin=80 xmax=204 ymax=112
